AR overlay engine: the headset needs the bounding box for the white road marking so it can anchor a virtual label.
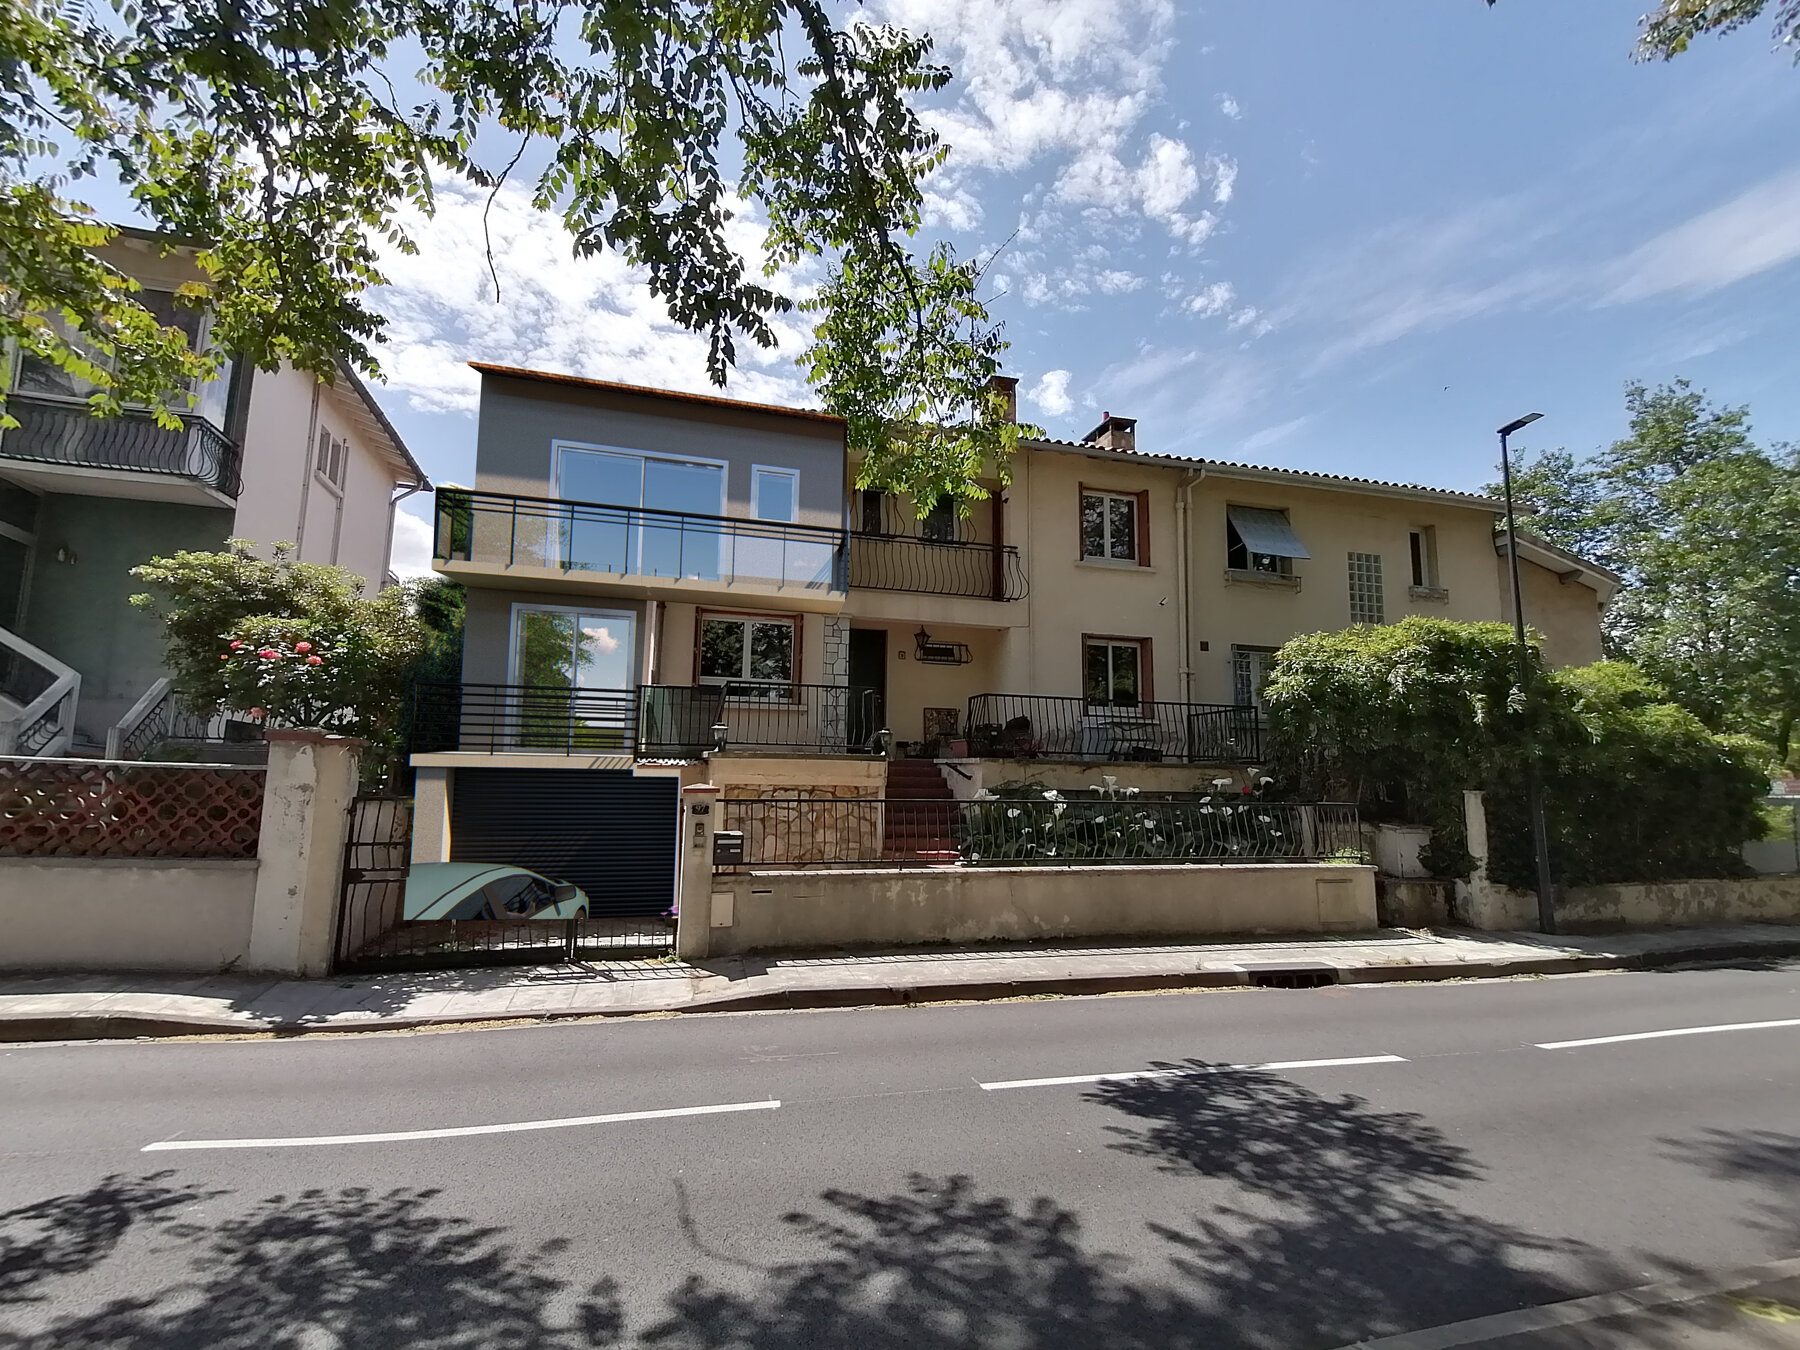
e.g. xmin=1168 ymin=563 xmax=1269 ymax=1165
xmin=1536 ymin=1017 xmax=1800 ymax=1050
xmin=141 ymin=1099 xmax=781 ymax=1152
xmin=978 ymin=1053 xmax=1408 ymax=1092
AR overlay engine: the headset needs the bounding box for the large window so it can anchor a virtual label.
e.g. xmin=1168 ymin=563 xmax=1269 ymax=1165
xmin=1084 ymin=636 xmax=1147 ymax=708
xmin=1081 ymin=489 xmax=1142 ymax=563
xmin=509 ymin=605 xmax=636 ymax=749
xmin=1226 ymin=505 xmax=1308 ymax=576
xmin=700 ymin=614 xmax=796 ymax=689
xmin=1231 ymin=645 xmax=1278 ymax=711
xmin=1348 ymin=552 xmax=1386 ymax=625
xmin=921 ymin=495 xmax=958 ymax=543
xmin=553 ymin=444 xmax=726 ymax=578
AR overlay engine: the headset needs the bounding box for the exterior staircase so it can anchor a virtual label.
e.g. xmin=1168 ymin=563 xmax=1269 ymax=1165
xmin=883 ymin=759 xmax=961 ymax=863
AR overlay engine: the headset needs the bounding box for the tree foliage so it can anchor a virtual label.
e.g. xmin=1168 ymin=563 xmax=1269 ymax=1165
xmin=1636 ymin=0 xmax=1800 ymax=62
xmin=1497 ymin=381 xmax=1800 ymax=761
xmin=1 ymin=0 xmax=1029 ymax=500
xmin=1261 ymin=618 xmax=1770 ymax=887
xmin=130 ymin=541 xmax=426 ymax=747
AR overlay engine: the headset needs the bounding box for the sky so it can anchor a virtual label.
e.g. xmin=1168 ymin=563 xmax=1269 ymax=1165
xmin=344 ymin=1 xmax=1800 ymax=576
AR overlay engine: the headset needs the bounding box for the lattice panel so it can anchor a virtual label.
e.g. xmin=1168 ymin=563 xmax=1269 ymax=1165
xmin=0 ymin=761 xmax=265 ymax=859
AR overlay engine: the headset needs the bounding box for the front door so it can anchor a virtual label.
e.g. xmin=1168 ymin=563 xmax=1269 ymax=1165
xmin=848 ymin=628 xmax=887 ymax=750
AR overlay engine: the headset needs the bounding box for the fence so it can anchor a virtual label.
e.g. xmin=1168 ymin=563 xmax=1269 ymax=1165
xmin=412 ymin=682 xmax=636 ymax=755
xmin=964 ymin=694 xmax=1264 ymax=764
xmin=847 ymin=534 xmax=1028 ymax=600
xmin=435 ymin=487 xmax=846 ymax=592
xmin=0 ymin=756 xmax=265 ymax=859
xmin=638 ymin=682 xmax=884 ymax=757
xmin=718 ymin=795 xmax=1362 ymax=869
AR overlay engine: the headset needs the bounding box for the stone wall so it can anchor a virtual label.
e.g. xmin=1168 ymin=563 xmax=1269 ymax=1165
xmin=821 ymin=617 xmax=850 ymax=685
xmin=703 ymin=755 xmax=887 ymax=864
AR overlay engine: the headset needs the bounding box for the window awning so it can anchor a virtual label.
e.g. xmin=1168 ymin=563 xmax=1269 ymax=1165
xmin=1227 ymin=506 xmax=1311 ymax=560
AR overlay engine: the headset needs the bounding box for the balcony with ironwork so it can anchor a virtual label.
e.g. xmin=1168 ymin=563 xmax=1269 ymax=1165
xmin=847 ymin=533 xmax=1027 ymax=602
xmin=410 ymin=680 xmax=885 ymax=759
xmin=433 ymin=489 xmax=848 ymax=612
xmin=963 ymin=693 xmax=1264 ymax=765
xmin=0 ymin=395 xmax=242 ymax=503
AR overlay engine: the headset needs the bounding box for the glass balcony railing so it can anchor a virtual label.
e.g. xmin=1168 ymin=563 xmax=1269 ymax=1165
xmin=434 ymin=488 xmax=846 ymax=592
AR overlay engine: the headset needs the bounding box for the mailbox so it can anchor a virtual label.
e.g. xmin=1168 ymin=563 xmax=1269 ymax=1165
xmin=712 ymin=830 xmax=745 ymax=866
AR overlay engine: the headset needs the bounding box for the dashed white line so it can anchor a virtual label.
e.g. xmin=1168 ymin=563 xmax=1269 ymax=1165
xmin=979 ymin=1054 xmax=1408 ymax=1092
xmin=141 ymin=1099 xmax=781 ymax=1152
xmin=1536 ymin=1017 xmax=1800 ymax=1050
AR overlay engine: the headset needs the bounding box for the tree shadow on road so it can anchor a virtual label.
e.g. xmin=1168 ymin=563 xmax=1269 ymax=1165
xmin=1664 ymin=1127 xmax=1800 ymax=1250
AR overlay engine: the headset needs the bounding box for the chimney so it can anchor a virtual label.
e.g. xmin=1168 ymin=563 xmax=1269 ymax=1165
xmin=1083 ymin=411 xmax=1137 ymax=453
xmin=988 ymin=374 xmax=1019 ymax=424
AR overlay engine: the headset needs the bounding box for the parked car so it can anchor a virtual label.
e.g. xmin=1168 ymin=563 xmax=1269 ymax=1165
xmin=404 ymin=863 xmax=589 ymax=921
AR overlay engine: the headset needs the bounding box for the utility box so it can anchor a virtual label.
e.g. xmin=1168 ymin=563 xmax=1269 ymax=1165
xmin=711 ymin=830 xmax=745 ymax=867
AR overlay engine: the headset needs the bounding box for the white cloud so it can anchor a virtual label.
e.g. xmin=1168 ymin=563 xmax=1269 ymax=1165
xmin=372 ymin=182 xmax=814 ymax=417
xmin=1207 ymin=154 xmax=1238 ymax=205
xmin=389 ymin=507 xmax=435 ymax=579
xmin=1027 ymin=368 xmax=1074 ymax=416
xmin=1236 ymin=416 xmax=1310 ymax=456
xmin=1184 ymin=281 xmax=1236 ymax=316
xmin=1605 ymin=168 xmax=1800 ymax=304
xmin=1218 ymin=93 xmax=1242 ymax=120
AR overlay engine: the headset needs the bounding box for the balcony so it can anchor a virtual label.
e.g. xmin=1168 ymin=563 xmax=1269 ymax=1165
xmin=963 ymin=693 xmax=1264 ymax=764
xmin=434 ymin=489 xmax=847 ymax=610
xmin=411 ymin=681 xmax=885 ymax=758
xmin=848 ymin=533 xmax=1027 ymax=601
xmin=0 ymin=395 xmax=242 ymax=501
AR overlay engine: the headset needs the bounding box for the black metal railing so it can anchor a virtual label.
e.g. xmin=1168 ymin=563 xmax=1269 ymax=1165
xmin=716 ymin=795 xmax=1363 ymax=868
xmin=434 ymin=488 xmax=847 ymax=592
xmin=0 ymin=395 xmax=242 ymax=496
xmin=964 ymin=693 xmax=1264 ymax=764
xmin=411 ymin=682 xmax=637 ymax=755
xmin=638 ymin=682 xmax=884 ymax=757
xmin=847 ymin=534 xmax=1027 ymax=600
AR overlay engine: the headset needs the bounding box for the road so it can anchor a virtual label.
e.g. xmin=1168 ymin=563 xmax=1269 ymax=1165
xmin=2 ymin=960 xmax=1798 ymax=1349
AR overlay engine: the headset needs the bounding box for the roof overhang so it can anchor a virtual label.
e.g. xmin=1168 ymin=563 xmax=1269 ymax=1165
xmin=1497 ymin=534 xmax=1621 ymax=605
xmin=332 ymin=363 xmax=430 ymax=490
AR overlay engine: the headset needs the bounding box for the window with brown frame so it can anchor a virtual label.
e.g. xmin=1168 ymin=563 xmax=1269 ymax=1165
xmin=1079 ymin=487 xmax=1150 ymax=565
xmin=1083 ymin=635 xmax=1151 ymax=708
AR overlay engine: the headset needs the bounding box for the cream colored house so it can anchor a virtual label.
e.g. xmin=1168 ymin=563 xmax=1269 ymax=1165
xmin=0 ymin=229 xmax=428 ymax=755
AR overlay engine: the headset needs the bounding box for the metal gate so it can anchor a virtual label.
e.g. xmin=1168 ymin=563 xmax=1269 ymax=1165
xmin=334 ymin=776 xmax=677 ymax=973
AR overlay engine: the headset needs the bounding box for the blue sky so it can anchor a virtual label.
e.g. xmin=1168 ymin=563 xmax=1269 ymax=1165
xmin=350 ymin=1 xmax=1800 ymax=572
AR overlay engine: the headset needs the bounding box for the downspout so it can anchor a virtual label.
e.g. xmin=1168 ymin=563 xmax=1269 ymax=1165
xmin=1175 ymin=465 xmax=1205 ymax=704
xmin=294 ymin=372 xmax=322 ymax=557
xmin=382 ymin=482 xmax=426 ymax=588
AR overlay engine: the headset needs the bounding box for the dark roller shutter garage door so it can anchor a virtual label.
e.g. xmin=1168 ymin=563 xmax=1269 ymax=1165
xmin=450 ymin=770 xmax=677 ymax=917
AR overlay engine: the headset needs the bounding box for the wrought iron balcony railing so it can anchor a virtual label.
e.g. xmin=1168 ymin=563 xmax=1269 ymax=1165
xmin=434 ymin=488 xmax=847 ymax=593
xmin=847 ymin=533 xmax=1027 ymax=600
xmin=411 ymin=683 xmax=638 ymax=756
xmin=0 ymin=395 xmax=242 ymax=496
xmin=964 ymin=693 xmax=1264 ymax=764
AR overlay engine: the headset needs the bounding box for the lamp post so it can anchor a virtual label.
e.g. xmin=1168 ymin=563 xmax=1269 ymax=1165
xmin=1498 ymin=412 xmax=1558 ymax=934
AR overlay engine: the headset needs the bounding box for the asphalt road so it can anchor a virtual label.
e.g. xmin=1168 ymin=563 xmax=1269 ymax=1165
xmin=2 ymin=961 xmax=1798 ymax=1350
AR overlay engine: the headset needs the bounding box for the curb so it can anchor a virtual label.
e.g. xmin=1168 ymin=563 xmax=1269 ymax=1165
xmin=4 ymin=935 xmax=1797 ymax=1042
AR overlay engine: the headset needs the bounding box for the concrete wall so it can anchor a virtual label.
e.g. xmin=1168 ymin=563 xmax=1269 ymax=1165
xmin=474 ymin=372 xmax=846 ymax=531
xmin=0 ymin=858 xmax=258 ymax=971
xmin=1550 ymin=875 xmax=1800 ymax=930
xmin=704 ymin=862 xmax=1377 ymax=955
xmin=21 ymin=494 xmax=231 ymax=736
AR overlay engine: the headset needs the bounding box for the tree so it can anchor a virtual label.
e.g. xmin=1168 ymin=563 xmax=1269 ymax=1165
xmin=130 ymin=542 xmax=427 ymax=748
xmin=1493 ymin=381 xmax=1800 ymax=762
xmin=1637 ymin=1 xmax=1800 ymax=62
xmin=1 ymin=0 xmax=1028 ymax=503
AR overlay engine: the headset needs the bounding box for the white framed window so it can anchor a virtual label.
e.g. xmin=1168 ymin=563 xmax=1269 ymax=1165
xmin=751 ymin=465 xmax=799 ymax=523
xmin=1348 ymin=552 xmax=1386 ymax=625
xmin=1081 ymin=489 xmax=1142 ymax=563
xmin=552 ymin=442 xmax=728 ymax=579
xmin=509 ymin=604 xmax=636 ymax=690
xmin=315 ymin=426 xmax=347 ymax=492
xmin=1409 ymin=527 xmax=1439 ymax=588
xmin=699 ymin=613 xmax=796 ymax=689
xmin=1231 ymin=645 xmax=1279 ymax=710
xmin=1083 ymin=636 xmax=1147 ymax=707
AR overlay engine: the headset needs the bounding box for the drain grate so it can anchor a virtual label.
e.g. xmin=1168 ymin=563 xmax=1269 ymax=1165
xmin=1245 ymin=965 xmax=1339 ymax=990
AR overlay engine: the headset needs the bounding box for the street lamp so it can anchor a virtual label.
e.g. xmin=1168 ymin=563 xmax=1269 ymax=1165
xmin=1497 ymin=412 xmax=1558 ymax=934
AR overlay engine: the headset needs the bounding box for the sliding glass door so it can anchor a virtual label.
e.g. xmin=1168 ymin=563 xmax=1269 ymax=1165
xmin=509 ymin=606 xmax=636 ymax=750
xmin=554 ymin=445 xmax=724 ymax=579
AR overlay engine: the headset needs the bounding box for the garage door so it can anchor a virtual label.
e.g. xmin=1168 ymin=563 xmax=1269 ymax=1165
xmin=450 ymin=769 xmax=678 ymax=917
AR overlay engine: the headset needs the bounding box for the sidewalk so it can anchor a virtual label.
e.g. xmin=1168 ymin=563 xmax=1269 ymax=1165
xmin=1 ymin=923 xmax=1796 ymax=1041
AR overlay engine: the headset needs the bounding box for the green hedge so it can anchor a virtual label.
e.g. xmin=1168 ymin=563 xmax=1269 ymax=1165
xmin=1261 ymin=619 xmax=1766 ymax=887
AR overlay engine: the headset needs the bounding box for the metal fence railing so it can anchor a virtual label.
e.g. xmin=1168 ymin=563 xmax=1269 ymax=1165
xmin=411 ymin=683 xmax=636 ymax=755
xmin=434 ymin=488 xmax=847 ymax=593
xmin=847 ymin=534 xmax=1027 ymax=600
xmin=638 ymin=682 xmax=885 ymax=757
xmin=964 ymin=694 xmax=1264 ymax=764
xmin=1 ymin=395 xmax=242 ymax=496
xmin=0 ymin=756 xmax=265 ymax=858
xmin=717 ymin=795 xmax=1363 ymax=869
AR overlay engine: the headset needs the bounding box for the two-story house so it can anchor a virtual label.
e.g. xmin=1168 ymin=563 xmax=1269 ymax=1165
xmin=411 ymin=363 xmax=1614 ymax=915
xmin=0 ymin=228 xmax=429 ymax=757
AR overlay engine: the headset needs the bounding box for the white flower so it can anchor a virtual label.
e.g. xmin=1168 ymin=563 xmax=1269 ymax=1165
xmin=1212 ymin=778 xmax=1234 ymax=789
xmin=1258 ymin=814 xmax=1272 ymax=823
xmin=973 ymin=788 xmax=996 ymax=801
xmin=1007 ymin=807 xmax=1021 ymax=819
xmin=1043 ymin=789 xmax=1062 ymax=801
xmin=1102 ymin=775 xmax=1118 ymax=790
xmin=1258 ymin=776 xmax=1275 ymax=787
